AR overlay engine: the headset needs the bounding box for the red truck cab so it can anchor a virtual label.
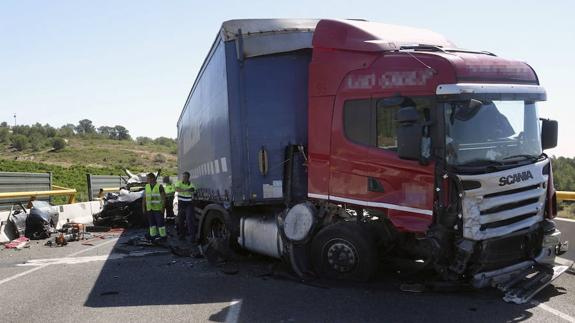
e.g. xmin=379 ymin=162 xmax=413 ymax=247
xmin=303 ymin=20 xmax=566 ymax=303
xmin=308 ymin=19 xmax=543 ymax=233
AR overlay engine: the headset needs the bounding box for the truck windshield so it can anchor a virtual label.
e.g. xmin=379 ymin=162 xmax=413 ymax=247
xmin=445 ymin=100 xmax=542 ymax=166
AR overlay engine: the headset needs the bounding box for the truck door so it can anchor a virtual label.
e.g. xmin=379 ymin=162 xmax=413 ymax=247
xmin=365 ymin=96 xmax=435 ymax=232
xmin=328 ymin=96 xmax=374 ymax=204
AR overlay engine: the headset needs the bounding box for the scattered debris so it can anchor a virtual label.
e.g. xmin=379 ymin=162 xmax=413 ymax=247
xmin=93 ymin=169 xmax=167 ymax=228
xmin=6 ymin=203 xmax=27 ymax=238
xmin=170 ymin=245 xmax=192 ymax=257
xmin=5 ymin=236 xmax=30 ymax=249
xmin=126 ymin=236 xmax=154 ymax=247
xmin=93 ymin=187 xmax=148 ymax=228
xmin=55 ymin=233 xmax=68 ymax=246
xmin=400 ymin=283 xmax=426 ymax=293
xmin=220 ymin=263 xmax=239 ymax=275
xmin=44 ymin=222 xmax=95 ymax=247
xmin=169 ymin=243 xmax=203 ymax=258
xmin=202 ymin=240 xmax=228 ymax=265
xmin=26 ymin=202 xmax=58 ymax=240
xmin=127 ymin=250 xmax=170 ymax=257
xmin=86 ymin=226 xmax=111 ymax=233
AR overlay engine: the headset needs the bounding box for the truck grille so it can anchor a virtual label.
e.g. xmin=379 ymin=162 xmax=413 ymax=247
xmin=458 ymin=160 xmax=548 ymax=241
xmin=472 ymin=226 xmax=543 ymax=273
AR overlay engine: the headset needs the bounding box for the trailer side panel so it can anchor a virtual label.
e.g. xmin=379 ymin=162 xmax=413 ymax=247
xmin=178 ymin=39 xmax=232 ymax=201
xmin=225 ymin=48 xmax=310 ymax=205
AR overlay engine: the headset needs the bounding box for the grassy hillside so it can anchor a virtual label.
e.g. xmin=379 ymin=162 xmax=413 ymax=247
xmin=0 ymin=138 xmax=177 ymax=203
xmin=1 ymin=137 xmax=177 ymax=172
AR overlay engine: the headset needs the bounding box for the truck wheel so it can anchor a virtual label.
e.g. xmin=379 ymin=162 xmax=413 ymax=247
xmin=201 ymin=210 xmax=239 ymax=257
xmin=310 ymin=222 xmax=378 ymax=282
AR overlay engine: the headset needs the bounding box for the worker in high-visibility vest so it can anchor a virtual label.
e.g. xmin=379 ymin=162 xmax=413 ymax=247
xmin=175 ymin=171 xmax=196 ymax=242
xmin=142 ymin=173 xmax=167 ymax=242
xmin=163 ymin=176 xmax=176 ymax=221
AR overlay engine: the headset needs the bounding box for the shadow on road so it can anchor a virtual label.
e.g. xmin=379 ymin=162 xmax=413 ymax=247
xmin=82 ymin=229 xmax=566 ymax=322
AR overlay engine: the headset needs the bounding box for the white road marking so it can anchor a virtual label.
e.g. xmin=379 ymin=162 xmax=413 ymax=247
xmin=17 ymin=254 xmax=122 ymax=266
xmin=532 ymin=300 xmax=575 ymax=323
xmin=0 ymin=266 xmax=45 ymax=287
xmin=225 ymin=299 xmax=243 ymax=323
xmin=16 ymin=249 xmax=167 ymax=267
xmin=0 ymin=237 xmax=118 ymax=287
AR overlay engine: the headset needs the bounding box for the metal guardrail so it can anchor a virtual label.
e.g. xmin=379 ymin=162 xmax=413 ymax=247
xmin=557 ymin=191 xmax=575 ymax=202
xmin=86 ymin=175 xmax=128 ymax=201
xmin=0 ymin=185 xmax=77 ymax=205
xmin=0 ymin=171 xmax=52 ymax=210
xmin=87 ymin=174 xmax=177 ymax=200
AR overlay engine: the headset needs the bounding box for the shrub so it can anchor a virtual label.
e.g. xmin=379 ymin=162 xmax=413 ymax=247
xmin=154 ymin=153 xmax=167 ymax=163
xmin=10 ymin=134 xmax=29 ymax=151
xmin=0 ymin=127 xmax=10 ymax=143
xmin=136 ymin=136 xmax=153 ymax=145
xmin=29 ymin=133 xmax=46 ymax=151
xmin=154 ymin=137 xmax=175 ymax=146
xmin=52 ymin=137 xmax=67 ymax=151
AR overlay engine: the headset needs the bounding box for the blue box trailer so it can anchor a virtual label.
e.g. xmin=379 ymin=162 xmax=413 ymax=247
xmin=177 ymin=19 xmax=317 ymax=207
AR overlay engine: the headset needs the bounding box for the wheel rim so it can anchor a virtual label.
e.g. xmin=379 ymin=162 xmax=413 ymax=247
xmin=207 ymin=217 xmax=228 ymax=242
xmin=325 ymin=238 xmax=358 ymax=273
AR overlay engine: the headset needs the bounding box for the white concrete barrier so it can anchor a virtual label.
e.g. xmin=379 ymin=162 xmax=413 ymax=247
xmin=54 ymin=200 xmax=103 ymax=229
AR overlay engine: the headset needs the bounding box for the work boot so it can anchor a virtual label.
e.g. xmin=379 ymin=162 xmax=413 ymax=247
xmin=153 ymin=236 xmax=167 ymax=246
xmin=147 ymin=235 xmax=158 ymax=243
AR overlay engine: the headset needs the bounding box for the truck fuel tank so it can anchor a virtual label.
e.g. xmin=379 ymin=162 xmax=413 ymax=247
xmin=239 ymin=216 xmax=283 ymax=259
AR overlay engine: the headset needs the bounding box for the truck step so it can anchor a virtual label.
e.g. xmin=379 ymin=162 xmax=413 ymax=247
xmin=500 ymin=263 xmax=570 ymax=304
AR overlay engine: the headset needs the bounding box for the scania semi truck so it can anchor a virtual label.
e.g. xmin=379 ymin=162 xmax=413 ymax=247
xmin=177 ymin=19 xmax=569 ymax=303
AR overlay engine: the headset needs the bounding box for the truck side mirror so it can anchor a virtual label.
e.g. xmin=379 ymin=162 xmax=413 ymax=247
xmin=396 ymin=107 xmax=421 ymax=160
xmin=541 ymin=118 xmax=558 ymax=150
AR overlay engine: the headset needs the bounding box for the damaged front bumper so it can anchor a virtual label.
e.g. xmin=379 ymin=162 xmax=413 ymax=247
xmin=472 ymin=227 xmax=571 ymax=304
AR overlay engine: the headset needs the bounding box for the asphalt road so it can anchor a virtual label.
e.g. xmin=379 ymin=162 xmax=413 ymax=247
xmin=0 ymin=229 xmax=574 ymax=323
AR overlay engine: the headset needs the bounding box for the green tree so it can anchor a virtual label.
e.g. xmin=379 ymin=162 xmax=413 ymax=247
xmin=30 ymin=122 xmax=46 ymax=137
xmin=58 ymin=124 xmax=76 ymax=137
xmin=44 ymin=124 xmax=57 ymax=137
xmin=12 ymin=125 xmax=30 ymax=136
xmin=114 ymin=125 xmax=130 ymax=140
xmin=98 ymin=126 xmax=115 ymax=138
xmin=0 ymin=127 xmax=10 ymax=143
xmin=551 ymin=156 xmax=575 ymax=191
xmin=154 ymin=136 xmax=175 ymax=146
xmin=0 ymin=121 xmax=8 ymax=128
xmin=75 ymin=119 xmax=96 ymax=135
xmin=51 ymin=137 xmax=67 ymax=151
xmin=154 ymin=153 xmax=167 ymax=163
xmin=136 ymin=136 xmax=153 ymax=145
xmin=10 ymin=134 xmax=29 ymax=151
xmin=29 ymin=133 xmax=46 ymax=151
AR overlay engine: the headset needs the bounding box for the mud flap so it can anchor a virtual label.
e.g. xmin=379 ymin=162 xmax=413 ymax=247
xmin=499 ymin=262 xmax=572 ymax=304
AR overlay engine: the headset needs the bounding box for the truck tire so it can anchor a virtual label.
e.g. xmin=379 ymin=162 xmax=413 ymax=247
xmin=310 ymin=222 xmax=378 ymax=282
xmin=201 ymin=210 xmax=239 ymax=257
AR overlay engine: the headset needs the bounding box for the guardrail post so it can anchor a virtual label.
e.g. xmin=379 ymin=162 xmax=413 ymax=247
xmin=87 ymin=173 xmax=93 ymax=201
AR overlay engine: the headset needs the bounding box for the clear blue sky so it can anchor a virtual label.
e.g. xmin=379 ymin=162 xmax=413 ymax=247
xmin=1 ymin=0 xmax=573 ymax=156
